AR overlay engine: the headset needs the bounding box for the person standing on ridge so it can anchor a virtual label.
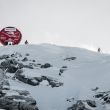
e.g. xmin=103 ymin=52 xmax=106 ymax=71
xmin=98 ymin=48 xmax=101 ymax=53
xmin=25 ymin=40 xmax=29 ymax=45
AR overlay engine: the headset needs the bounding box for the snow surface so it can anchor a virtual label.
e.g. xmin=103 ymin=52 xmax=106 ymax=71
xmin=0 ymin=44 xmax=110 ymax=110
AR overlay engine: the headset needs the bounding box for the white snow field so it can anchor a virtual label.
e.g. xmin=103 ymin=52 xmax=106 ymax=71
xmin=0 ymin=44 xmax=110 ymax=110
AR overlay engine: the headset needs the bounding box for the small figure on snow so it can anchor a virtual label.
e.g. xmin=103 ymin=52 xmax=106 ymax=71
xmin=25 ymin=40 xmax=29 ymax=45
xmin=98 ymin=48 xmax=101 ymax=53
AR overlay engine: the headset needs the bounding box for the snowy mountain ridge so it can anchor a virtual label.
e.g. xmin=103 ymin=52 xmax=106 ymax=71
xmin=0 ymin=44 xmax=110 ymax=110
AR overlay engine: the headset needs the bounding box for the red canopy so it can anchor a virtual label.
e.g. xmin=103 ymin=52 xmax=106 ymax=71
xmin=0 ymin=27 xmax=22 ymax=45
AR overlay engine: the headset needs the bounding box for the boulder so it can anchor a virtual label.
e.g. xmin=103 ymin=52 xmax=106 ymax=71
xmin=0 ymin=95 xmax=38 ymax=110
xmin=15 ymin=71 xmax=39 ymax=86
xmin=0 ymin=59 xmax=19 ymax=73
xmin=42 ymin=76 xmax=63 ymax=87
xmin=67 ymin=100 xmax=90 ymax=110
xmin=41 ymin=63 xmax=52 ymax=68
xmin=0 ymin=55 xmax=10 ymax=60
xmin=22 ymin=57 xmax=28 ymax=62
xmin=86 ymin=100 xmax=96 ymax=107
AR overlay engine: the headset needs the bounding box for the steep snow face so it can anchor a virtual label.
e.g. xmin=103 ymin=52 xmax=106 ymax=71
xmin=0 ymin=44 xmax=110 ymax=110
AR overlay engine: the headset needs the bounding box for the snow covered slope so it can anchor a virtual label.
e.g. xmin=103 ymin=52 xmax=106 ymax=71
xmin=0 ymin=44 xmax=110 ymax=110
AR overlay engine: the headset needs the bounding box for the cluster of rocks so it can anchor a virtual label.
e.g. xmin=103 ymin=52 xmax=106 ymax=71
xmin=0 ymin=52 xmax=64 ymax=109
xmin=0 ymin=53 xmax=52 ymax=72
xmin=67 ymin=88 xmax=110 ymax=110
xmin=0 ymin=53 xmax=63 ymax=88
xmin=67 ymin=100 xmax=96 ymax=110
xmin=0 ymin=91 xmax=38 ymax=110
xmin=15 ymin=69 xmax=63 ymax=87
xmin=0 ymin=70 xmax=38 ymax=110
xmin=94 ymin=91 xmax=110 ymax=104
xmin=59 ymin=66 xmax=67 ymax=76
xmin=40 ymin=63 xmax=52 ymax=68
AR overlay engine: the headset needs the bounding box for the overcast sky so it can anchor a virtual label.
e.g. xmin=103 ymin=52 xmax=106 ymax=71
xmin=0 ymin=0 xmax=110 ymax=52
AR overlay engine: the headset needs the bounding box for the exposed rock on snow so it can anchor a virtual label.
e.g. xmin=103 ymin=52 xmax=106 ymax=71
xmin=15 ymin=70 xmax=39 ymax=86
xmin=0 ymin=59 xmax=19 ymax=73
xmin=67 ymin=99 xmax=97 ymax=110
xmin=67 ymin=89 xmax=110 ymax=110
xmin=0 ymin=95 xmax=38 ymax=110
xmin=86 ymin=100 xmax=96 ymax=108
xmin=67 ymin=100 xmax=90 ymax=110
xmin=59 ymin=66 xmax=67 ymax=76
xmin=0 ymin=55 xmax=10 ymax=60
xmin=40 ymin=63 xmax=52 ymax=68
xmin=94 ymin=90 xmax=110 ymax=104
xmin=64 ymin=57 xmax=76 ymax=61
xmin=0 ymin=79 xmax=38 ymax=110
xmin=15 ymin=70 xmax=63 ymax=87
xmin=22 ymin=57 xmax=28 ymax=62
xmin=0 ymin=63 xmax=38 ymax=110
xmin=41 ymin=76 xmax=63 ymax=87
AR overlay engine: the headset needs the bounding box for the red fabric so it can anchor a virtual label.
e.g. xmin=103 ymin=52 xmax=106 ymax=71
xmin=0 ymin=27 xmax=22 ymax=45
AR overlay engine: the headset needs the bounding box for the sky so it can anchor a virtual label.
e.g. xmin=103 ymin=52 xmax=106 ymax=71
xmin=0 ymin=0 xmax=110 ymax=53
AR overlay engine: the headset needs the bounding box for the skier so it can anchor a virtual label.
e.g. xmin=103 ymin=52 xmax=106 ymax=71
xmin=98 ymin=48 xmax=101 ymax=53
xmin=25 ymin=40 xmax=28 ymax=45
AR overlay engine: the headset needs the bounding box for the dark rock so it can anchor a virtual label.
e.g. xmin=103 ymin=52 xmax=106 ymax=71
xmin=27 ymin=78 xmax=39 ymax=86
xmin=94 ymin=91 xmax=110 ymax=104
xmin=59 ymin=66 xmax=67 ymax=76
xmin=2 ymin=80 xmax=10 ymax=90
xmin=95 ymin=93 xmax=103 ymax=98
xmin=32 ymin=60 xmax=36 ymax=62
xmin=0 ymin=95 xmax=38 ymax=110
xmin=91 ymin=87 xmax=99 ymax=91
xmin=64 ymin=57 xmax=76 ymax=61
xmin=67 ymin=100 xmax=90 ymax=110
xmin=42 ymin=76 xmax=63 ymax=87
xmin=25 ymin=53 xmax=30 ymax=56
xmin=0 ymin=90 xmax=6 ymax=97
xmin=37 ymin=64 xmax=41 ymax=66
xmin=16 ymin=90 xmax=30 ymax=96
xmin=0 ymin=55 xmax=10 ymax=60
xmin=15 ymin=72 xmax=63 ymax=87
xmin=34 ymin=77 xmax=43 ymax=82
xmin=104 ymin=96 xmax=108 ymax=101
xmin=22 ymin=57 xmax=28 ymax=62
xmin=11 ymin=52 xmax=22 ymax=58
xmin=41 ymin=63 xmax=52 ymax=68
xmin=11 ymin=54 xmax=15 ymax=57
xmin=15 ymin=72 xmax=39 ymax=86
xmin=86 ymin=100 xmax=96 ymax=107
xmin=0 ymin=59 xmax=19 ymax=73
xmin=17 ymin=63 xmax=24 ymax=69
xmin=49 ymin=80 xmax=63 ymax=87
xmin=66 ymin=98 xmax=74 ymax=102
xmin=7 ymin=66 xmax=18 ymax=73
xmin=106 ymin=98 xmax=110 ymax=103
xmin=62 ymin=66 xmax=67 ymax=68
xmin=59 ymin=69 xmax=65 ymax=73
xmin=1 ymin=60 xmax=10 ymax=67
xmin=59 ymin=68 xmax=65 ymax=76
